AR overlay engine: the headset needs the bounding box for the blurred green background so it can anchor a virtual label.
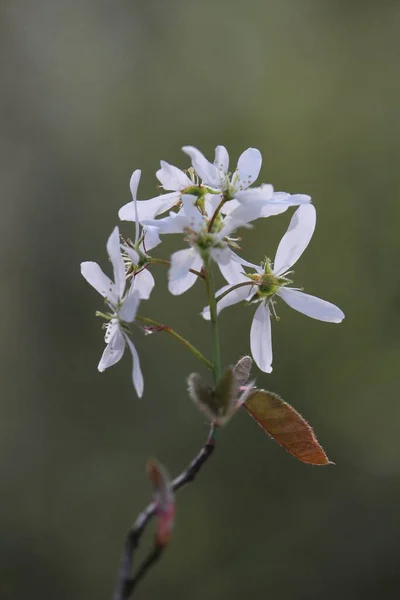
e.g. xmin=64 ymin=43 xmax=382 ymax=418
xmin=2 ymin=1 xmax=400 ymax=598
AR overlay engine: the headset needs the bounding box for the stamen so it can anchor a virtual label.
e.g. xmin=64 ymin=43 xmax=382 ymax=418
xmin=269 ymin=299 xmax=280 ymax=321
xmin=280 ymin=269 xmax=295 ymax=279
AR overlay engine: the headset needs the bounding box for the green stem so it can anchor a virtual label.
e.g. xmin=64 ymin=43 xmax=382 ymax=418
xmin=145 ymin=257 xmax=170 ymax=266
xmin=136 ymin=315 xmax=212 ymax=370
xmin=215 ymin=281 xmax=254 ymax=303
xmin=204 ymin=260 xmax=221 ymax=382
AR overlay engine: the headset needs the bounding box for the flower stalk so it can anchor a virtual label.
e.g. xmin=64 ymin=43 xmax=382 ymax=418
xmin=215 ymin=280 xmax=254 ymax=303
xmin=204 ymin=259 xmax=221 ymax=382
xmin=136 ymin=315 xmax=212 ymax=370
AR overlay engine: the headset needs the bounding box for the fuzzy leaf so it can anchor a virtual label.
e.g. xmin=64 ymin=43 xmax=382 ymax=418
xmin=245 ymin=389 xmax=331 ymax=465
xmin=233 ymin=355 xmax=253 ymax=388
xmin=188 ymin=369 xmax=237 ymax=425
xmin=214 ymin=368 xmax=236 ymax=416
xmin=187 ymin=373 xmax=213 ymax=409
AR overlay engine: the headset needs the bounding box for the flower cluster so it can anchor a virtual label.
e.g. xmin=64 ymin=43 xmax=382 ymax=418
xmin=81 ymin=145 xmax=344 ymax=398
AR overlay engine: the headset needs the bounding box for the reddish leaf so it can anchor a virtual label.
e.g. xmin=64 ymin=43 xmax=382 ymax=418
xmin=245 ymin=389 xmax=331 ymax=465
xmin=147 ymin=459 xmax=175 ymax=546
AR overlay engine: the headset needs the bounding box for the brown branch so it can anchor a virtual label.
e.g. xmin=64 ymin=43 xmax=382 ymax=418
xmin=112 ymin=424 xmax=216 ymax=600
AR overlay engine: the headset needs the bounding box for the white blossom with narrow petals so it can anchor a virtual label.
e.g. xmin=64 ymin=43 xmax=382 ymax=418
xmin=81 ymin=226 xmax=144 ymax=397
xmin=142 ymin=194 xmax=259 ymax=295
xmin=118 ymin=170 xmax=161 ymax=301
xmin=202 ymin=204 xmax=344 ymax=373
xmin=119 ymin=147 xmax=311 ymax=229
xmin=182 ymin=145 xmax=312 ymax=218
xmin=119 ymin=161 xmax=194 ymax=222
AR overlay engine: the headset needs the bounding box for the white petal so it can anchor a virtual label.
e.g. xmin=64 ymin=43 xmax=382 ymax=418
xmin=235 ymin=184 xmax=274 ymax=204
xmin=278 ymin=288 xmax=344 ymax=323
xmin=273 ymin=204 xmax=316 ymax=276
xmin=181 ymin=194 xmax=205 ymax=233
xmin=226 ymin=200 xmax=269 ymax=226
xmin=129 ymin=169 xmax=141 ymax=198
xmin=212 ymin=248 xmax=258 ymax=284
xmin=217 ymin=253 xmax=245 ymax=282
xmin=142 ymin=211 xmax=188 ymax=234
xmin=220 ymin=199 xmax=240 ymax=215
xmin=156 ymin=160 xmax=192 ymax=191
xmin=229 ymin=250 xmax=261 ymax=271
xmin=250 ymin=302 xmax=273 ymax=373
xmin=237 ymin=148 xmax=262 ymax=190
xmin=81 ymin=261 xmax=118 ymax=305
xmin=202 ymin=281 xmax=253 ymax=320
xmin=261 ymin=192 xmax=311 ymax=217
xmin=124 ymin=335 xmax=144 ymax=397
xmin=119 ymin=288 xmax=141 ymax=322
xmin=141 ymin=226 xmax=161 ymax=251
xmin=214 ymin=145 xmax=229 ymax=173
xmin=169 ymin=270 xmax=198 ymax=296
xmin=98 ymin=328 xmax=125 ymax=371
xmin=106 ymin=227 xmax=126 ymax=299
xmin=210 ymin=246 xmax=231 ymax=266
xmin=218 ymin=282 xmax=254 ymax=312
xmin=123 ymin=245 xmax=139 ymax=266
xmin=104 ymin=318 xmax=119 ymax=343
xmin=129 ymin=170 xmax=142 ymax=245
xmin=131 ymin=268 xmax=155 ymax=300
xmin=168 ymin=249 xmax=202 ymax=295
xmin=182 ymin=146 xmax=220 ymax=188
xmin=274 ymin=192 xmax=312 ymax=205
xmin=219 ymin=203 xmax=261 ymax=236
xmin=260 ymin=204 xmax=290 ymax=218
xmin=119 ymin=192 xmax=180 ymax=222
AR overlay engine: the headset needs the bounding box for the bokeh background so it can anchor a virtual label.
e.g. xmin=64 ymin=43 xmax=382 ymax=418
xmin=2 ymin=1 xmax=400 ymax=598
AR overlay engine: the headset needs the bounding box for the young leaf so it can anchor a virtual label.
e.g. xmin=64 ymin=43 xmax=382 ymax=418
xmin=213 ymin=368 xmax=236 ymax=415
xmin=244 ymin=389 xmax=331 ymax=465
xmin=147 ymin=459 xmax=175 ymax=546
xmin=233 ymin=355 xmax=253 ymax=388
xmin=188 ymin=367 xmax=254 ymax=426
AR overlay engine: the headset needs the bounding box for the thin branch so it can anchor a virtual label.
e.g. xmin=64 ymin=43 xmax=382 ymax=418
xmin=215 ymin=281 xmax=254 ymax=303
xmin=173 ymin=423 xmax=216 ymax=491
xmin=207 ymin=196 xmax=226 ymax=232
xmin=136 ymin=315 xmax=213 ymax=370
xmin=112 ymin=424 xmax=217 ymax=600
xmin=123 ymin=545 xmax=164 ymax=598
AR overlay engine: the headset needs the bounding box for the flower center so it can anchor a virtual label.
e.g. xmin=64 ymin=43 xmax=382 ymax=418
xmin=247 ymin=259 xmax=292 ymax=301
xmin=184 ymin=228 xmax=226 ymax=258
xmin=182 ymin=185 xmax=205 ymax=198
xmin=260 ymin=273 xmax=282 ymax=296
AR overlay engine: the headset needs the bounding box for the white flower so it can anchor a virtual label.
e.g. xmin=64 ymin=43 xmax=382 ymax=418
xmin=119 ymin=148 xmax=311 ymax=226
xmin=81 ymin=226 xmax=144 ymax=397
xmin=119 ymin=162 xmax=194 ymax=222
xmin=122 ymin=244 xmax=155 ymax=301
xmin=118 ymin=169 xmax=161 ymax=301
xmin=118 ymin=169 xmax=162 ymax=252
xmin=182 ymin=145 xmax=262 ymax=195
xmin=143 ymin=194 xmax=258 ymax=295
xmin=202 ymin=204 xmax=344 ymax=373
xmin=182 ymin=144 xmax=311 ymax=217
